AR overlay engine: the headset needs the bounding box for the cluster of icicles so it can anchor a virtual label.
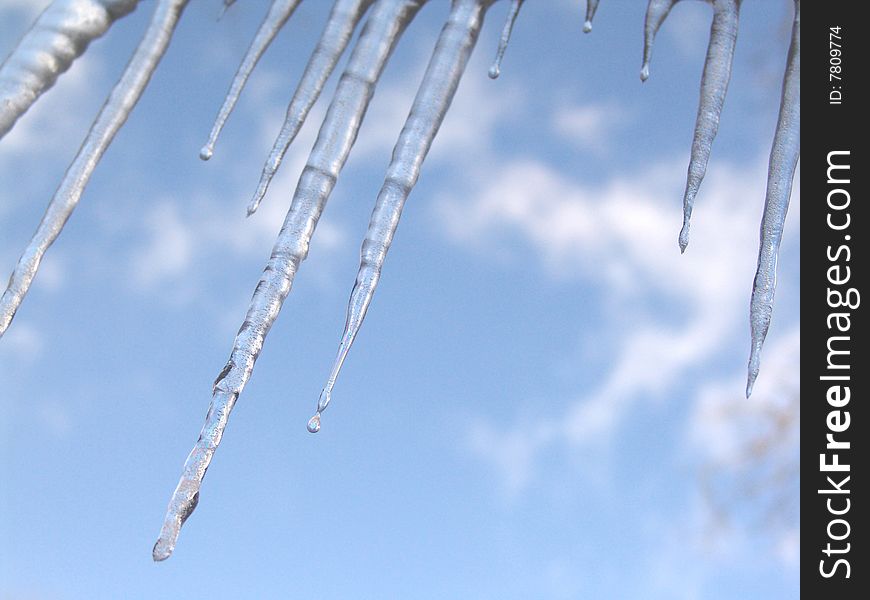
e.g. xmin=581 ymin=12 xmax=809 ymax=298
xmin=0 ymin=0 xmax=799 ymax=560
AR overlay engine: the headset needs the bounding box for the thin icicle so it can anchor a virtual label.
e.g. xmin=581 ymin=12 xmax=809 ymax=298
xmin=640 ymin=0 xmax=679 ymax=81
xmin=200 ymin=0 xmax=303 ymax=161
xmin=488 ymin=0 xmax=523 ymax=79
xmin=248 ymin=0 xmax=375 ymax=216
xmin=583 ymin=0 xmax=600 ymax=33
xmin=0 ymin=0 xmax=140 ymax=140
xmin=747 ymin=0 xmax=799 ymax=398
xmin=153 ymin=0 xmax=427 ymax=561
xmin=678 ymin=0 xmax=741 ymax=253
xmin=0 ymin=0 xmax=188 ymax=338
xmin=311 ymin=0 xmax=490 ymax=433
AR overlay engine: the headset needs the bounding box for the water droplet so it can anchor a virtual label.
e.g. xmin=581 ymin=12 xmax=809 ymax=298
xmin=199 ymin=145 xmax=213 ymax=161
xmin=307 ymin=413 xmax=321 ymax=433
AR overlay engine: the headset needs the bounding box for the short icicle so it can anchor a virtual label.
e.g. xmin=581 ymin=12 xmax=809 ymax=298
xmin=640 ymin=0 xmax=679 ymax=82
xmin=0 ymin=0 xmax=189 ymax=338
xmin=200 ymin=0 xmax=303 ymax=161
xmin=153 ymin=0 xmax=427 ymax=560
xmin=311 ymin=0 xmax=491 ymax=433
xmin=488 ymin=0 xmax=524 ymax=79
xmin=248 ymin=0 xmax=375 ymax=216
xmin=583 ymin=0 xmax=600 ymax=33
xmin=0 ymin=0 xmax=141 ymax=140
xmin=746 ymin=0 xmax=799 ymax=397
xmin=678 ymin=0 xmax=741 ymax=252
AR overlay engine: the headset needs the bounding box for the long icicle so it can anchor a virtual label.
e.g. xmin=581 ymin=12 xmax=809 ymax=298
xmin=0 ymin=0 xmax=140 ymax=140
xmin=153 ymin=0 xmax=427 ymax=562
xmin=640 ymin=0 xmax=679 ymax=82
xmin=0 ymin=0 xmax=189 ymax=338
xmin=583 ymin=0 xmax=600 ymax=33
xmin=248 ymin=0 xmax=375 ymax=216
xmin=309 ymin=0 xmax=490 ymax=434
xmin=678 ymin=0 xmax=741 ymax=252
xmin=746 ymin=0 xmax=799 ymax=397
xmin=488 ymin=0 xmax=523 ymax=79
xmin=199 ymin=0 xmax=304 ymax=161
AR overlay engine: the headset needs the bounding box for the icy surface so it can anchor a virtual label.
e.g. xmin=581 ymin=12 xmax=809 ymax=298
xmin=0 ymin=0 xmax=802 ymax=560
xmin=0 ymin=0 xmax=189 ymax=338
xmin=313 ymin=0 xmax=490 ymax=432
xmin=747 ymin=0 xmax=799 ymax=397
xmin=678 ymin=0 xmax=741 ymax=252
xmin=488 ymin=0 xmax=523 ymax=79
xmin=0 ymin=0 xmax=140 ymax=139
xmin=153 ymin=0 xmax=428 ymax=560
xmin=199 ymin=0 xmax=303 ymax=161
xmin=640 ymin=0 xmax=678 ymax=82
xmin=249 ymin=0 xmax=375 ymax=215
xmin=583 ymin=0 xmax=600 ymax=33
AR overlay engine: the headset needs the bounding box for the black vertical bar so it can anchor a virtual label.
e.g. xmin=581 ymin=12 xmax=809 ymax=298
xmin=803 ymin=1 xmax=866 ymax=595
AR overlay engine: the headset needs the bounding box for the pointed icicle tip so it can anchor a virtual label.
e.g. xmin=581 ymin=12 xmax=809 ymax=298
xmin=202 ymin=0 xmax=302 ymax=161
xmin=640 ymin=64 xmax=650 ymax=82
xmin=745 ymin=371 xmax=757 ymax=399
xmin=488 ymin=0 xmax=524 ymax=80
xmin=678 ymin=223 xmax=689 ymax=253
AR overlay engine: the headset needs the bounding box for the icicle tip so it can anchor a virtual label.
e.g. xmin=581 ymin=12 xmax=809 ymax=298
xmin=199 ymin=144 xmax=214 ymax=161
xmin=307 ymin=412 xmax=321 ymax=433
xmin=488 ymin=64 xmax=500 ymax=79
xmin=583 ymin=20 xmax=593 ymax=33
xmin=640 ymin=64 xmax=650 ymax=82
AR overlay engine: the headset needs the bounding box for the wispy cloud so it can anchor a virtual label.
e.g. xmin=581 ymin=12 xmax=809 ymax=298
xmin=438 ymin=154 xmax=799 ymax=493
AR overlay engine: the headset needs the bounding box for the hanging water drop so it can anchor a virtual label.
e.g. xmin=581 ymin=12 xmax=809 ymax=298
xmin=200 ymin=0 xmax=303 ymax=161
xmin=488 ymin=0 xmax=524 ymax=79
xmin=583 ymin=0 xmax=600 ymax=33
xmin=640 ymin=0 xmax=678 ymax=81
xmin=313 ymin=0 xmax=489 ymax=430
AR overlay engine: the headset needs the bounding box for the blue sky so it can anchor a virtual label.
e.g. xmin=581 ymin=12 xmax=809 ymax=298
xmin=1 ymin=1 xmax=799 ymax=598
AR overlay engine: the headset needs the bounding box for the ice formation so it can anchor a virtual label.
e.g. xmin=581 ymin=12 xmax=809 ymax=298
xmin=153 ymin=0 xmax=429 ymax=560
xmin=583 ymin=0 xmax=600 ymax=33
xmin=487 ymin=0 xmax=523 ymax=79
xmin=747 ymin=0 xmax=799 ymax=397
xmin=0 ymin=0 xmax=188 ymax=337
xmin=313 ymin=0 xmax=490 ymax=433
xmin=0 ymin=0 xmax=141 ymax=139
xmin=0 ymin=0 xmax=800 ymax=559
xmin=199 ymin=0 xmax=303 ymax=161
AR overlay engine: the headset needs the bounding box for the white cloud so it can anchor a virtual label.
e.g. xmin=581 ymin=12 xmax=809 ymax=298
xmin=551 ymin=102 xmax=628 ymax=153
xmin=440 ymin=155 xmax=800 ymax=492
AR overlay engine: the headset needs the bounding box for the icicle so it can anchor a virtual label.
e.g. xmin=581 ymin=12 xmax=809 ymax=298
xmin=0 ymin=0 xmax=140 ymax=140
xmin=746 ymin=0 xmax=799 ymax=398
xmin=199 ymin=0 xmax=303 ymax=161
xmin=0 ymin=0 xmax=189 ymax=339
xmin=248 ymin=0 xmax=375 ymax=216
xmin=583 ymin=0 xmax=600 ymax=33
xmin=311 ymin=0 xmax=490 ymax=433
xmin=488 ymin=0 xmax=523 ymax=79
xmin=153 ymin=0 xmax=427 ymax=561
xmin=678 ymin=0 xmax=741 ymax=253
xmin=640 ymin=0 xmax=679 ymax=82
